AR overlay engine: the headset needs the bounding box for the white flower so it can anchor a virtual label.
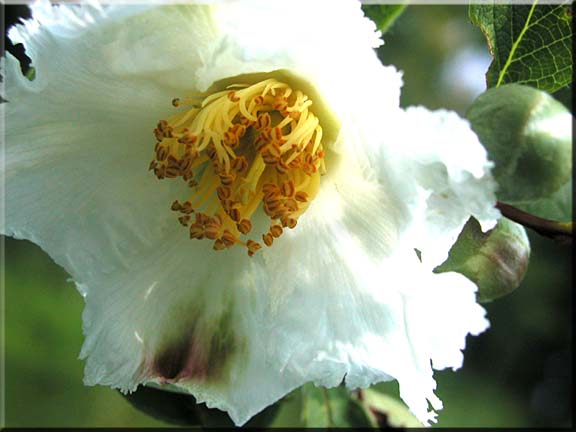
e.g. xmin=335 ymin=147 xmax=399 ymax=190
xmin=2 ymin=0 xmax=500 ymax=426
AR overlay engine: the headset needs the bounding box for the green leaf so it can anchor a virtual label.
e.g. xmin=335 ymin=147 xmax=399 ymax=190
xmin=361 ymin=388 xmax=423 ymax=428
xmin=470 ymin=2 xmax=573 ymax=93
xmin=300 ymin=384 xmax=374 ymax=427
xmin=434 ymin=217 xmax=530 ymax=303
xmin=362 ymin=3 xmax=407 ymax=33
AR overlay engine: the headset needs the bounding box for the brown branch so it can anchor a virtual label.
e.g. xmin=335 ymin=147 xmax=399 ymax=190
xmin=496 ymin=201 xmax=573 ymax=245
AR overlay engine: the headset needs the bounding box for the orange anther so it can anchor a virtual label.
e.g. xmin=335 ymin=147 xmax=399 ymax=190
xmin=220 ymin=173 xmax=235 ymax=187
xmin=154 ymin=165 xmax=166 ymax=179
xmin=224 ymin=131 xmax=239 ymax=147
xmin=263 ymin=233 xmax=274 ymax=247
xmin=295 ymin=191 xmax=309 ymax=202
xmin=156 ymin=146 xmax=168 ymax=161
xmin=178 ymin=134 xmax=198 ymax=145
xmin=195 ymin=212 xmax=209 ymax=224
xmin=178 ymin=215 xmax=191 ymax=226
xmin=213 ymin=239 xmax=227 ymax=250
xmin=222 ymin=230 xmax=237 ymax=247
xmin=270 ymin=224 xmax=283 ymax=238
xmin=204 ymin=223 xmax=221 ymax=240
xmin=180 ymin=201 xmax=194 ymax=214
xmin=228 ymin=208 xmax=241 ymax=222
xmin=280 ymin=180 xmax=295 ymax=197
xmin=284 ymin=199 xmax=298 ymax=212
xmin=165 ymin=166 xmax=180 ymax=178
xmin=167 ymin=155 xmax=180 ymax=167
xmin=182 ymin=171 xmax=194 ymax=181
xmin=256 ymin=113 xmax=272 ymax=130
xmin=239 ymin=116 xmax=252 ymax=126
xmin=262 ymin=183 xmax=280 ymax=195
xmin=234 ymin=124 xmax=246 ymax=137
xmin=262 ymin=150 xmax=279 ymax=165
xmin=231 ymin=156 xmax=248 ymax=173
xmin=272 ymin=126 xmax=284 ymax=142
xmin=237 ymin=219 xmax=252 ymax=235
xmin=189 ymin=224 xmax=204 ymax=239
xmin=179 ymin=158 xmax=192 ymax=173
xmin=247 ymin=240 xmax=262 ymax=252
xmin=217 ymin=186 xmax=232 ymax=201
xmin=227 ymin=91 xmax=240 ymax=102
xmin=281 ymin=217 xmax=297 ymax=229
xmin=275 ymin=160 xmax=289 ymax=174
xmin=154 ymin=128 xmax=164 ymax=142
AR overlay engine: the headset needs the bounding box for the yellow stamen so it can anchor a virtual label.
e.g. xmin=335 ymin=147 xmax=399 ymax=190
xmin=150 ymin=78 xmax=327 ymax=256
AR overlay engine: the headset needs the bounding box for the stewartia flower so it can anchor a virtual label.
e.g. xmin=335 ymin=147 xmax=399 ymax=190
xmin=2 ymin=0 xmax=500 ymax=426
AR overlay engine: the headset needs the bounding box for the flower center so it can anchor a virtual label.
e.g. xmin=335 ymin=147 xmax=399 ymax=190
xmin=149 ymin=79 xmax=326 ymax=256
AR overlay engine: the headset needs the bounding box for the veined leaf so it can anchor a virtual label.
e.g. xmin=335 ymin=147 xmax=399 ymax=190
xmin=470 ymin=1 xmax=572 ymax=93
xmin=362 ymin=3 xmax=407 ymax=33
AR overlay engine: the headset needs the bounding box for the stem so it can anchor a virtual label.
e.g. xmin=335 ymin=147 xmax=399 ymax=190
xmin=496 ymin=201 xmax=573 ymax=244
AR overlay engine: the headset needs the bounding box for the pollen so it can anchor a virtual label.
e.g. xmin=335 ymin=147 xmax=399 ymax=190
xmin=150 ymin=79 xmax=326 ymax=256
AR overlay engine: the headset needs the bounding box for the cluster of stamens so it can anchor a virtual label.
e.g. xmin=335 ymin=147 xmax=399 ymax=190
xmin=149 ymin=79 xmax=326 ymax=256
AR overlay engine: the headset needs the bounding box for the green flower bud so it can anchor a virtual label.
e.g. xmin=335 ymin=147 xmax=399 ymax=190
xmin=466 ymin=84 xmax=572 ymax=203
xmin=435 ymin=217 xmax=530 ymax=303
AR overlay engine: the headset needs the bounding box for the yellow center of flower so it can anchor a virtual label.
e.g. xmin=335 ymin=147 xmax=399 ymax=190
xmin=149 ymin=79 xmax=326 ymax=256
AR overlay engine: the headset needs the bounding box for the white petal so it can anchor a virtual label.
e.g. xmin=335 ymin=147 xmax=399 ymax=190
xmin=253 ymin=187 xmax=489 ymax=425
xmin=3 ymin=1 xmax=496 ymax=428
xmin=404 ymin=271 xmax=489 ymax=372
xmin=196 ymin=0 xmax=384 ymax=88
xmin=3 ymin=5 xmax=219 ymax=278
xmin=195 ymin=0 xmax=403 ymax=142
xmin=377 ymin=107 xmax=500 ymax=269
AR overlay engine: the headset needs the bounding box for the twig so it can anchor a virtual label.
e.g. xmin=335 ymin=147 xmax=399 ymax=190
xmin=496 ymin=201 xmax=573 ymax=245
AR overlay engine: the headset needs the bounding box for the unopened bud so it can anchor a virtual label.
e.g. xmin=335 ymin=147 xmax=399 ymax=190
xmin=466 ymin=84 xmax=572 ymax=203
xmin=435 ymin=217 xmax=530 ymax=302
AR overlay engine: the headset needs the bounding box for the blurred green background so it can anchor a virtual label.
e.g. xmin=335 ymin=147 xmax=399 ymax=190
xmin=2 ymin=5 xmax=572 ymax=428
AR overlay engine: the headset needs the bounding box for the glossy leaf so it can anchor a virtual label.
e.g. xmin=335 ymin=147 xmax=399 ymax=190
xmin=470 ymin=2 xmax=573 ymax=93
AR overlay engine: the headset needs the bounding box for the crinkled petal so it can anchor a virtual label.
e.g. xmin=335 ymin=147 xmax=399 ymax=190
xmin=195 ymin=0 xmax=403 ymax=143
xmin=251 ymin=173 xmax=489 ymax=425
xmin=3 ymin=4 xmax=219 ymax=279
xmin=76 ymin=228 xmax=301 ymax=426
xmin=377 ymin=107 xmax=500 ymax=269
xmin=3 ymin=0 xmax=498 ymax=428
